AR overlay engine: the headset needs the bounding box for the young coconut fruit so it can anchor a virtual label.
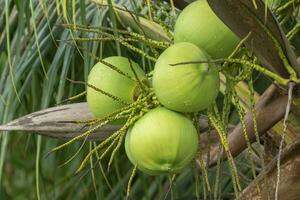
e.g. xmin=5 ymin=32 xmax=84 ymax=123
xmin=125 ymin=107 xmax=199 ymax=175
xmin=152 ymin=42 xmax=220 ymax=113
xmin=173 ymin=0 xmax=240 ymax=59
xmin=87 ymin=56 xmax=146 ymax=122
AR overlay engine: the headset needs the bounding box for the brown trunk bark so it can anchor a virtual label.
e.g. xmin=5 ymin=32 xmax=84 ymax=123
xmin=239 ymin=138 xmax=300 ymax=200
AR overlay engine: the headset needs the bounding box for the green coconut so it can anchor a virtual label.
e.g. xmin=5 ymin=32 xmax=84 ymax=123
xmin=86 ymin=56 xmax=146 ymax=122
xmin=125 ymin=107 xmax=199 ymax=175
xmin=152 ymin=42 xmax=220 ymax=113
xmin=174 ymin=0 xmax=240 ymax=59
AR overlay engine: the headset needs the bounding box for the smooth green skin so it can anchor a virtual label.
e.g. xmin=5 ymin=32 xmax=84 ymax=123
xmin=86 ymin=56 xmax=146 ymax=122
xmin=125 ymin=107 xmax=199 ymax=175
xmin=152 ymin=42 xmax=220 ymax=112
xmin=174 ymin=0 xmax=240 ymax=59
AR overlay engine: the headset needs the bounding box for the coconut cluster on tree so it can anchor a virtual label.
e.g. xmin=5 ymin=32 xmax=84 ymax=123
xmin=86 ymin=0 xmax=239 ymax=175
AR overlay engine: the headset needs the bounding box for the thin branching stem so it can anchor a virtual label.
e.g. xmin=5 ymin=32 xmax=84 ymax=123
xmin=66 ymin=78 xmax=130 ymax=105
xmin=171 ymin=59 xmax=294 ymax=86
xmin=126 ymin=165 xmax=138 ymax=199
xmin=275 ymin=82 xmax=295 ymax=200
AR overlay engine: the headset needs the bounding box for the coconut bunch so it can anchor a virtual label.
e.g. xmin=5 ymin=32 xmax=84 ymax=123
xmin=82 ymin=0 xmax=240 ymax=175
